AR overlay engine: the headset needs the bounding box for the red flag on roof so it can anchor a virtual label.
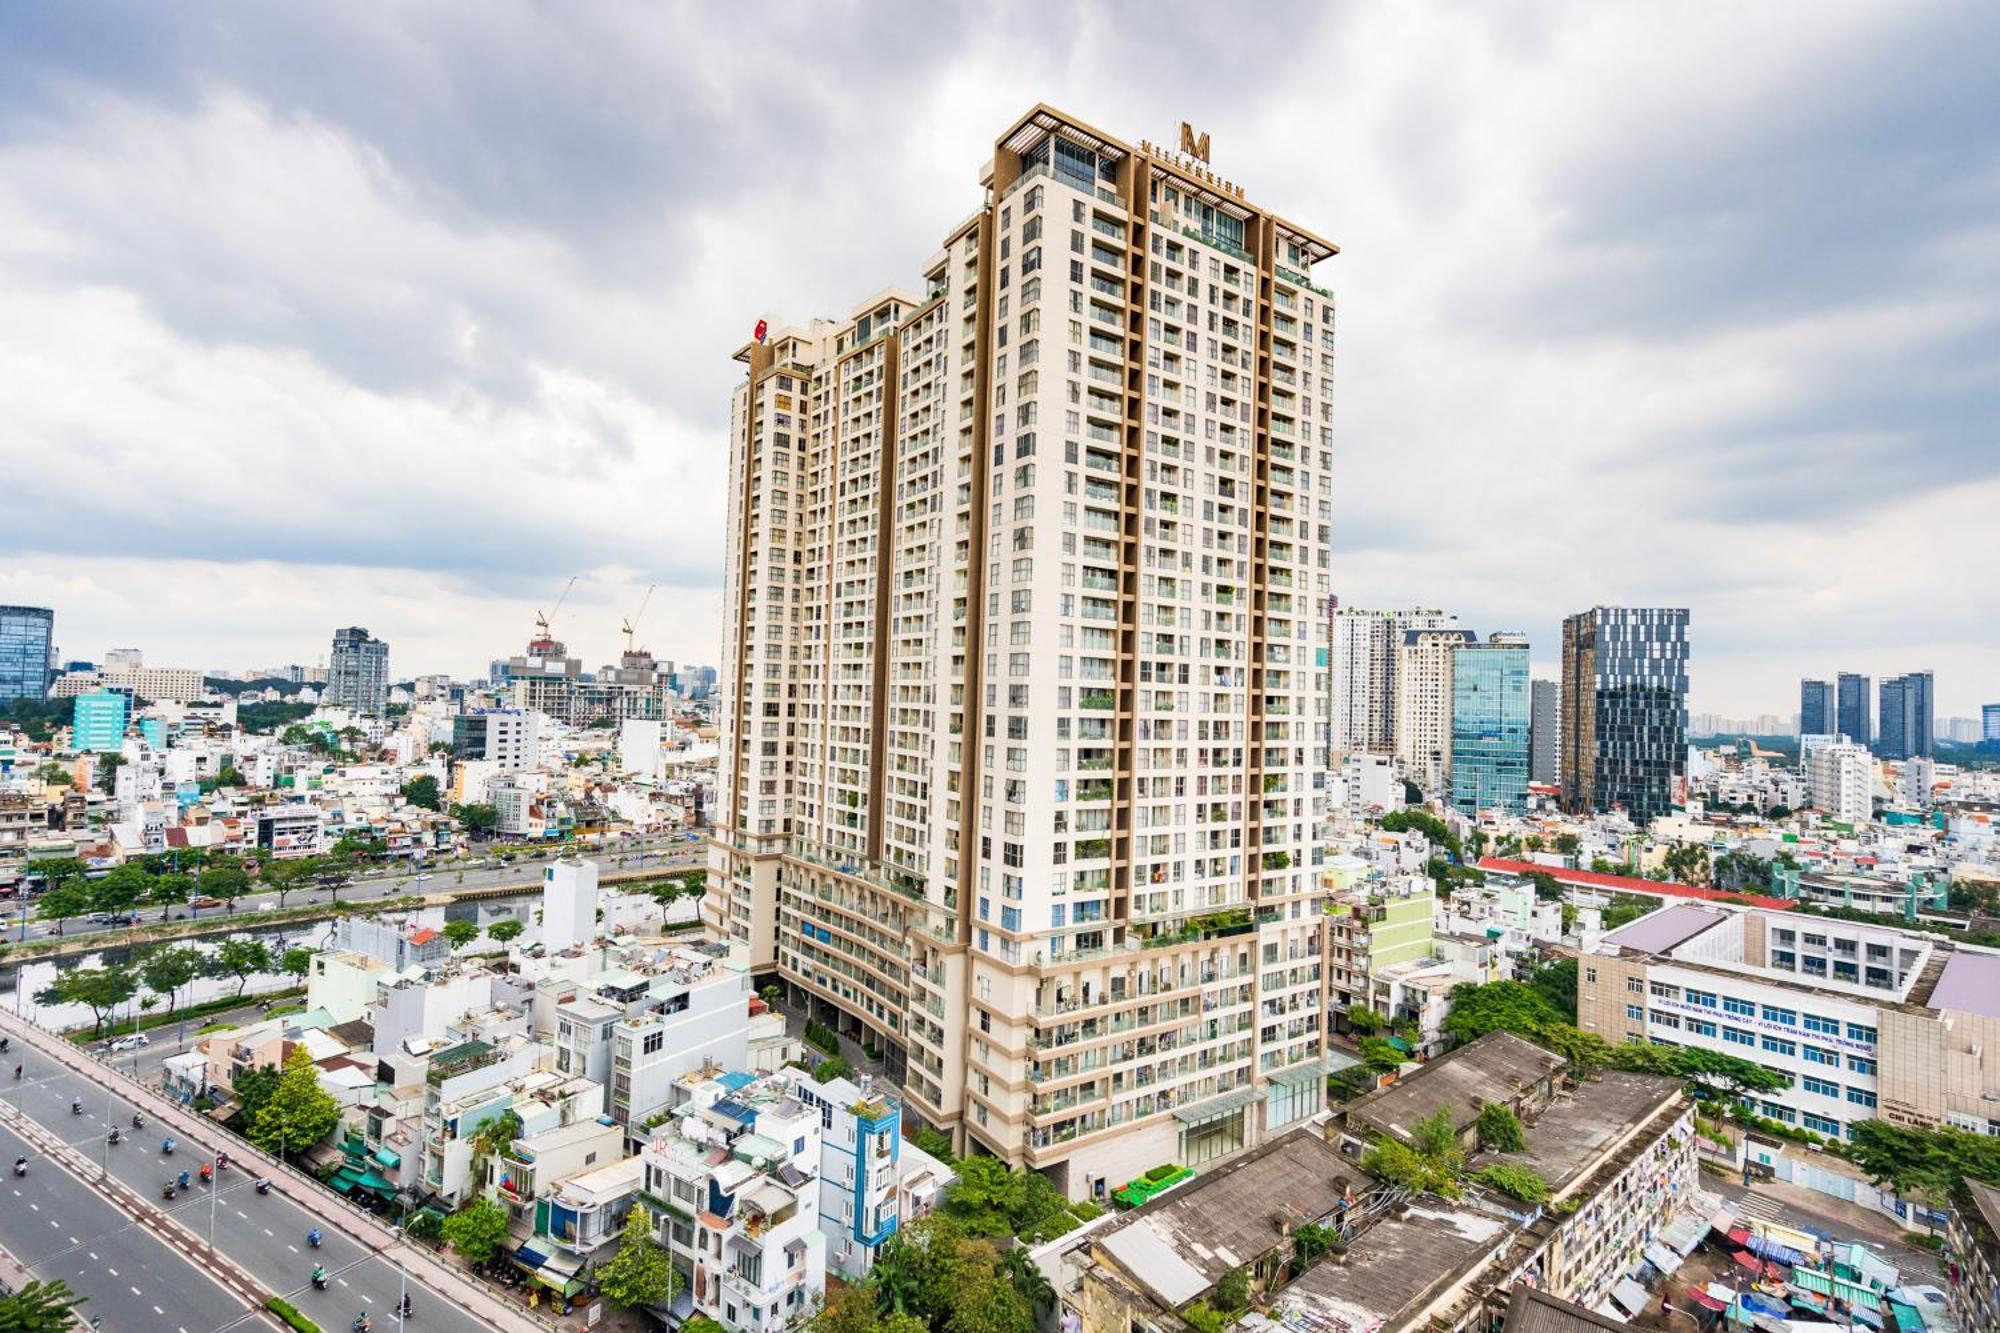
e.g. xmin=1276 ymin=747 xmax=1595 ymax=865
xmin=754 ymin=319 xmax=768 ymax=343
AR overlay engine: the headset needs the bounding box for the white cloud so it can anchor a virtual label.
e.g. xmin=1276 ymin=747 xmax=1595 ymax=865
xmin=0 ymin=2 xmax=1992 ymax=713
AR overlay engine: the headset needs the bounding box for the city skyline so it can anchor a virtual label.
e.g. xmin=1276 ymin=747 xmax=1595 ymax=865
xmin=1 ymin=5 xmax=1995 ymax=713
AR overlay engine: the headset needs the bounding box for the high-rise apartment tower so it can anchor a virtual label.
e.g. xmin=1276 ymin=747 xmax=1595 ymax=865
xmin=1528 ymin=678 xmax=1559 ymax=785
xmin=1326 ymin=603 xmax=1454 ymax=755
xmin=1877 ymin=671 xmax=1934 ymax=761
xmin=327 ymin=626 xmax=389 ymax=717
xmin=1559 ymin=607 xmax=1689 ymax=825
xmin=708 ymin=107 xmax=1338 ymax=1192
xmin=0 ymin=605 xmax=55 ymax=704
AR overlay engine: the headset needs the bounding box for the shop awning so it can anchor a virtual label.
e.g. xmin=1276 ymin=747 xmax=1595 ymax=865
xmin=1172 ymin=1086 xmax=1258 ymax=1123
xmin=1687 ymin=1287 xmax=1729 ymax=1313
xmin=1611 ymin=1278 xmax=1651 ymax=1317
xmin=1644 ymin=1241 xmax=1681 ymax=1276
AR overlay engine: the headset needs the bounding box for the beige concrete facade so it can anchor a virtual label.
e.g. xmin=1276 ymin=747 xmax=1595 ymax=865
xmin=709 ymin=106 xmax=1340 ymax=1195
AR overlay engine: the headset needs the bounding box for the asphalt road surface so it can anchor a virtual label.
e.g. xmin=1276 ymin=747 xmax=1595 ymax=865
xmin=4 ymin=1051 xmax=503 ymax=1333
xmin=5 ymin=839 xmax=706 ymax=946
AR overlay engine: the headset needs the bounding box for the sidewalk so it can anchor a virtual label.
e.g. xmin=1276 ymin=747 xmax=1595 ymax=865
xmin=0 ymin=1238 xmax=91 ymax=1330
xmin=0 ymin=1005 xmax=552 ymax=1332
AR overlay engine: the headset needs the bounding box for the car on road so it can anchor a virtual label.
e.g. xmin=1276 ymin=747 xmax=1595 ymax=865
xmin=188 ymin=896 xmax=224 ymax=909
xmin=107 ymin=1033 xmax=150 ymax=1052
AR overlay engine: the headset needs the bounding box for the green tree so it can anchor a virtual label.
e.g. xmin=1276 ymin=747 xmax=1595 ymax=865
xmin=149 ymin=871 xmax=194 ymax=917
xmin=1357 ymin=1036 xmax=1405 ymax=1073
xmin=1526 ymin=871 xmax=1565 ymax=902
xmin=440 ymin=1197 xmax=512 ymax=1265
xmin=1475 ymin=1102 xmax=1526 ymax=1153
xmin=1214 ymin=1265 xmax=1251 ymax=1311
xmin=140 ymin=945 xmax=205 ymax=1019
xmin=279 ymin=946 xmax=313 ymax=982
xmin=944 ymin=1157 xmax=1027 ymax=1236
xmin=442 ymin=919 xmax=480 ymax=949
xmin=595 ymin=1213 xmax=681 ymax=1309
xmin=33 ymin=760 xmax=71 ymax=786
xmin=1292 ymin=1222 xmax=1338 ymax=1269
xmin=248 ymin=1045 xmax=341 ymax=1156
xmin=1526 ymin=958 xmax=1579 ymax=1023
xmin=35 ymin=877 xmax=94 ymax=935
xmin=1472 ymin=1164 xmax=1551 ymax=1205
xmin=452 ymin=803 xmax=500 ymax=839
xmin=94 ymin=751 xmax=126 ymax=795
xmin=819 ymin=1279 xmax=926 ymax=1333
xmin=1343 ymin=1005 xmax=1386 ymax=1035
xmin=34 ymin=964 xmax=139 ymax=1037
xmin=1554 ymin=834 xmax=1580 ymax=856
xmin=1440 ymin=980 xmax=1563 ymax=1046
xmin=0 ymin=1276 xmax=88 ymax=1331
xmin=1379 ymin=808 xmax=1462 ymax=858
xmin=1662 ymin=843 xmax=1711 ymax=887
xmin=871 ymin=1232 xmax=924 ymax=1317
xmin=259 ymin=856 xmax=320 ymax=909
xmin=229 ymin=1063 xmax=282 ymax=1129
xmin=400 ymin=775 xmax=443 ymax=811
xmin=199 ymin=863 xmax=251 ymax=908
xmin=91 ymin=863 xmax=153 ymax=913
xmin=469 ymin=1108 xmax=524 ymax=1169
xmin=486 ymin=918 xmax=524 ymax=944
xmin=999 ymin=1245 xmax=1055 ymax=1318
xmin=208 ymin=936 xmax=274 ymax=996
xmin=214 ymin=764 xmax=247 ymax=788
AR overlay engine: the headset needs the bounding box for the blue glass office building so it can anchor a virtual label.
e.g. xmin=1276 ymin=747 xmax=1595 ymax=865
xmin=1450 ymin=635 xmax=1530 ymax=815
xmin=0 ymin=605 xmax=55 ymax=704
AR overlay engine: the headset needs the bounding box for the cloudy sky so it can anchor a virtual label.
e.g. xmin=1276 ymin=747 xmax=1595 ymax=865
xmin=2 ymin=2 xmax=1994 ymax=717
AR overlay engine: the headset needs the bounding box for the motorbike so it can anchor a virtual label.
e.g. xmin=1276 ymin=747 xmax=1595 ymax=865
xmin=199 ymin=1164 xmax=213 ymax=1185
xmin=307 ymin=1229 xmax=323 ymax=1249
xmin=162 ymin=1137 xmax=176 ymax=1155
xmin=108 ymin=1128 xmax=121 ymax=1146
xmin=70 ymin=1098 xmax=82 ymax=1115
xmin=132 ymin=1112 xmax=145 ymax=1129
xmin=255 ymin=1178 xmax=272 ymax=1195
xmin=162 ymin=1180 xmax=177 ymax=1200
xmin=310 ymin=1267 xmax=328 ymax=1291
xmin=352 ymin=1314 xmax=373 ymax=1332
xmin=178 ymin=1170 xmax=191 ymax=1190
xmin=2 ymin=1035 xmax=11 ymax=1052
xmin=215 ymin=1151 xmax=230 ymax=1170
xmin=12 ymin=1158 xmax=26 ymax=1177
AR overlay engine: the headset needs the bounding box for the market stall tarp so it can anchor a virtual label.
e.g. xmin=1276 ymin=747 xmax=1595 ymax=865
xmin=1792 ymin=1266 xmax=1884 ymax=1311
xmin=1612 ymin=1278 xmax=1651 ymax=1317
xmin=1746 ymin=1236 xmax=1807 ymax=1267
xmin=1688 ymin=1288 xmax=1730 ymax=1313
xmin=1645 ymin=1241 xmax=1682 ymax=1277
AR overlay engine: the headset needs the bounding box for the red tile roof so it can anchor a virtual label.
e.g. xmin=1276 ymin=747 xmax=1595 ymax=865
xmin=408 ymin=928 xmax=440 ymax=945
xmin=1476 ymin=857 xmax=1797 ymax=912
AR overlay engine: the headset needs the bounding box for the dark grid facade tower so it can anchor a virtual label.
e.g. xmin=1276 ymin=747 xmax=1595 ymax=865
xmin=0 ymin=605 xmax=54 ymax=704
xmin=1559 ymin=607 xmax=1689 ymax=825
xmin=1800 ymin=678 xmax=1835 ymax=737
xmin=1837 ymin=672 xmax=1872 ymax=749
xmin=1877 ymin=672 xmax=1934 ymax=760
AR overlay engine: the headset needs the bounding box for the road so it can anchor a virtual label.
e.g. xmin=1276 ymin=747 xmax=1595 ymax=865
xmin=1 ymin=1041 xmax=527 ymax=1332
xmin=6 ymin=839 xmax=707 ymax=946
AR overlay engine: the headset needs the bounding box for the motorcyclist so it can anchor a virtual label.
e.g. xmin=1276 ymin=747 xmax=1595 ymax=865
xmin=12 ymin=1157 xmax=25 ymax=1177
xmin=178 ymin=1169 xmax=190 ymax=1189
xmin=132 ymin=1112 xmax=145 ymax=1129
xmin=108 ymin=1127 xmax=121 ymax=1145
xmin=12 ymin=1064 xmax=20 ymax=1080
xmin=398 ymin=1294 xmax=412 ymax=1318
xmin=199 ymin=1163 xmax=213 ymax=1184
xmin=308 ymin=1228 xmax=323 ymax=1248
xmin=255 ymin=1177 xmax=272 ymax=1195
xmin=162 ymin=1137 xmax=176 ymax=1154
xmin=2 ymin=1035 xmax=11 ymax=1052
xmin=70 ymin=1097 xmax=82 ymax=1115
xmin=162 ymin=1179 xmax=176 ymax=1199
xmin=352 ymin=1312 xmax=372 ymax=1332
xmin=310 ymin=1265 xmax=328 ymax=1290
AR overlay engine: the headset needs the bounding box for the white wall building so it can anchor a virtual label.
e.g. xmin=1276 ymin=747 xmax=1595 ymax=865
xmin=1807 ymin=741 xmax=1873 ymax=826
xmin=1394 ymin=628 xmax=1475 ymax=795
xmin=542 ymin=859 xmax=599 ymax=954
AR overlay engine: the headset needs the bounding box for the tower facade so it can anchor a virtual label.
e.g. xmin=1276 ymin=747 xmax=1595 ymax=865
xmin=1559 ymin=607 xmax=1689 ymax=825
xmin=709 ymin=107 xmax=1338 ymax=1191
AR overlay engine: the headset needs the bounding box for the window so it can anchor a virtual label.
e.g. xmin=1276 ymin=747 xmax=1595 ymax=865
xmin=1626 ymin=976 xmax=1644 ymax=994
xmin=1847 ymin=1055 xmax=1877 ymax=1076
xmin=1803 ymin=1113 xmax=1843 ymax=1138
xmin=1846 ymin=1023 xmax=1877 ymax=1046
xmin=1653 ymin=1012 xmax=1681 ymax=1029
xmin=1847 ymin=1088 xmax=1878 ymax=1108
xmin=1687 ymin=1019 xmax=1718 ymax=1038
xmin=1685 ymin=989 xmax=1717 ymax=1008
xmin=1626 ymin=1004 xmax=1645 ymax=1021
xmin=1723 ymin=1026 xmax=1755 ymax=1047
xmin=1761 ymin=1005 xmax=1797 ymax=1026
xmin=1760 ymin=1036 xmax=1796 ymax=1057
xmin=1760 ymin=1102 xmax=1797 ymax=1125
xmin=1801 ymin=1075 xmax=1840 ymax=1098
xmin=1722 ymin=996 xmax=1756 ymax=1018
xmin=1584 ymin=967 xmax=1597 ymax=984
xmin=1802 ymin=1014 xmax=1841 ymax=1036
xmin=642 ymin=1031 xmax=664 ymax=1055
xmin=1802 ymin=1045 xmax=1839 ymax=1066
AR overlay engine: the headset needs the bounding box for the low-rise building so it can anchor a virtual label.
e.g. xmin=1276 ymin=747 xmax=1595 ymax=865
xmin=1949 ymin=1180 xmax=2000 ymax=1333
xmin=1581 ymin=901 xmax=2000 ymax=1138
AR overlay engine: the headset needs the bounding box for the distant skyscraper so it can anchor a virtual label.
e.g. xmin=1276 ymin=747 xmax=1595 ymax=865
xmin=1836 ymin=673 xmax=1872 ymax=749
xmin=71 ymin=688 xmax=129 ymax=754
xmin=1559 ymin=607 xmax=1689 ymax=825
xmin=1529 ymin=679 xmax=1559 ymax=784
xmin=1800 ymin=678 xmax=1836 ymax=737
xmin=0 ymin=605 xmax=55 ymax=704
xmin=1984 ymin=704 xmax=2000 ymax=746
xmin=326 ymin=626 xmax=389 ymax=717
xmin=1450 ymin=634 xmax=1530 ymax=815
xmin=1876 ymin=671 xmax=1934 ymax=760
xmin=1327 ymin=603 xmax=1455 ymax=754
xmin=1394 ymin=628 xmax=1475 ymax=795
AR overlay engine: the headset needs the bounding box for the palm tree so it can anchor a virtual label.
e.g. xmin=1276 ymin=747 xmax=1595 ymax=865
xmin=871 ymin=1234 xmax=921 ymax=1318
xmin=1001 ymin=1245 xmax=1055 ymax=1318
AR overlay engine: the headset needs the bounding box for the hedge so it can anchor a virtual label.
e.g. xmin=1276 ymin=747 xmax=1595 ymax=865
xmin=267 ymin=1296 xmax=322 ymax=1333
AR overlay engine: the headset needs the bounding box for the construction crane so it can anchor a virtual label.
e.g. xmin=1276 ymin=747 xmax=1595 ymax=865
xmin=621 ymin=583 xmax=656 ymax=655
xmin=534 ymin=575 xmax=579 ymax=640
